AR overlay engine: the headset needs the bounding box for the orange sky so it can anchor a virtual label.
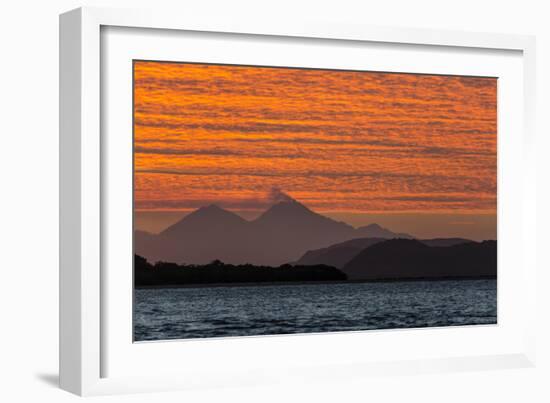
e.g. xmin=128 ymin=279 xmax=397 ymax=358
xmin=133 ymin=61 xmax=497 ymax=237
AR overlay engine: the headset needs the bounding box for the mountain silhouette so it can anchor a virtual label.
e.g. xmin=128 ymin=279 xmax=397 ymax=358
xmin=248 ymin=200 xmax=356 ymax=265
xmin=135 ymin=199 xmax=414 ymax=266
xmin=294 ymin=237 xmax=387 ymax=268
xmin=342 ymin=239 xmax=496 ymax=281
xmin=295 ymin=237 xmax=472 ymax=268
xmin=161 ymin=204 xmax=247 ymax=238
xmin=253 ymin=200 xmax=352 ymax=232
xmin=138 ymin=204 xmax=252 ymax=264
xmin=420 ymin=238 xmax=473 ymax=247
xmin=355 ymin=223 xmax=413 ymax=239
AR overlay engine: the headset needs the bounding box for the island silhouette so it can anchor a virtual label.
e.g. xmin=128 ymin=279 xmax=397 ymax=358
xmin=134 ymin=197 xmax=496 ymax=287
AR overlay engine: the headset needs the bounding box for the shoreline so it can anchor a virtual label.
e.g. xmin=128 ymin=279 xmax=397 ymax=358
xmin=135 ymin=275 xmax=496 ymax=290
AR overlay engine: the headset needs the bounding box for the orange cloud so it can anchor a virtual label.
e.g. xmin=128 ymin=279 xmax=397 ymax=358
xmin=134 ymin=61 xmax=497 ymax=216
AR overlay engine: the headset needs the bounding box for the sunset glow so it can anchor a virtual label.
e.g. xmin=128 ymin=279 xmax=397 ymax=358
xmin=134 ymin=61 xmax=497 ymax=238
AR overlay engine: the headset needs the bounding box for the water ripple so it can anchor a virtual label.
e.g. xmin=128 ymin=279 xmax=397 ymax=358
xmin=134 ymin=279 xmax=496 ymax=341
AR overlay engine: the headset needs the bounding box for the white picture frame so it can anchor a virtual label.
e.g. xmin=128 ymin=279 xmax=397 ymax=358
xmin=59 ymin=6 xmax=537 ymax=396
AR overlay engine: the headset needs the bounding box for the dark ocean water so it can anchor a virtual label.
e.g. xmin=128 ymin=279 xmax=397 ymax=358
xmin=134 ymin=279 xmax=496 ymax=341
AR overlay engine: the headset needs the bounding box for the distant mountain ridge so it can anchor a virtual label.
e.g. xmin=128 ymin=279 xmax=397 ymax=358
xmin=342 ymin=239 xmax=496 ymax=281
xmin=355 ymin=223 xmax=413 ymax=239
xmin=295 ymin=237 xmax=472 ymax=268
xmin=135 ymin=200 xmax=414 ymax=266
xmin=161 ymin=204 xmax=248 ymax=238
xmin=294 ymin=237 xmax=387 ymax=268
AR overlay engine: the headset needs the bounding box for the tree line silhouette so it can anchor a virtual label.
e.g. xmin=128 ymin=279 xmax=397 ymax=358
xmin=134 ymin=254 xmax=347 ymax=287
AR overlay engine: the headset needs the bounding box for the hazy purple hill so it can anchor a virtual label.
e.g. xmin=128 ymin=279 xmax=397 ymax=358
xmin=295 ymin=237 xmax=472 ymax=268
xmin=294 ymin=237 xmax=387 ymax=268
xmin=248 ymin=200 xmax=356 ymax=265
xmin=355 ymin=223 xmax=414 ymax=239
xmin=135 ymin=200 xmax=415 ymax=266
xmin=342 ymin=239 xmax=496 ymax=281
xmin=160 ymin=204 xmax=248 ymax=238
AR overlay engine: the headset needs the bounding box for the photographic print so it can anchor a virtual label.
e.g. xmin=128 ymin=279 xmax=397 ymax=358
xmin=133 ymin=61 xmax=497 ymax=341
